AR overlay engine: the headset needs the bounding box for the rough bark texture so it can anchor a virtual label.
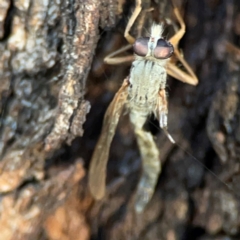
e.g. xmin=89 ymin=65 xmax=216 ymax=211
xmin=0 ymin=0 xmax=240 ymax=239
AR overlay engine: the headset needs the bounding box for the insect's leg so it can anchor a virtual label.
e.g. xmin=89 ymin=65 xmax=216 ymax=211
xmin=130 ymin=112 xmax=161 ymax=213
xmin=158 ymin=89 xmax=175 ymax=143
xmin=104 ymin=44 xmax=134 ymax=65
xmin=225 ymin=41 xmax=240 ymax=55
xmin=166 ymin=61 xmax=198 ymax=86
xmin=168 ymin=1 xmax=185 ymax=48
xmin=124 ymin=0 xmax=142 ymax=44
xmin=167 ymin=2 xmax=198 ymax=85
xmin=104 ymin=0 xmax=144 ymax=65
xmin=158 ymin=89 xmax=168 ymax=129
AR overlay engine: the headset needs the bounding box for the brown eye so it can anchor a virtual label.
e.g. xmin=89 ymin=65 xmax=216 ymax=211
xmin=154 ymin=39 xmax=173 ymax=59
xmin=133 ymin=37 xmax=149 ymax=57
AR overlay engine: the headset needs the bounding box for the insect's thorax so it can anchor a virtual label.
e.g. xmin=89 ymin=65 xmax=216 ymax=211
xmin=127 ymin=57 xmax=167 ymax=115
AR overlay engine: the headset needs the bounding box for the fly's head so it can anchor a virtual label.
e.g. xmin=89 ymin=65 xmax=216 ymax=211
xmin=133 ymin=24 xmax=174 ymax=63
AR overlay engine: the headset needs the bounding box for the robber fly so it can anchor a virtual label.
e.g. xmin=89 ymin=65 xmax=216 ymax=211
xmin=88 ymin=0 xmax=198 ymax=213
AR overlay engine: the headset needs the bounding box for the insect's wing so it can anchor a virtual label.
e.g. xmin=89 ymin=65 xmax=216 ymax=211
xmin=88 ymin=78 xmax=129 ymax=200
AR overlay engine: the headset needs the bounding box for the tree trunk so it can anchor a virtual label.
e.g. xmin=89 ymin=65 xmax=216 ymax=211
xmin=0 ymin=0 xmax=240 ymax=239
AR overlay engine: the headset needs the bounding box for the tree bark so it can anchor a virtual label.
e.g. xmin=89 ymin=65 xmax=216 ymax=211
xmin=0 ymin=0 xmax=240 ymax=239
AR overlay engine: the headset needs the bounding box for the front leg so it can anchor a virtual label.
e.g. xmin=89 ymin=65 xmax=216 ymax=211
xmin=157 ymin=89 xmax=175 ymax=143
xmin=158 ymin=89 xmax=168 ymax=129
xmin=167 ymin=1 xmax=198 ymax=85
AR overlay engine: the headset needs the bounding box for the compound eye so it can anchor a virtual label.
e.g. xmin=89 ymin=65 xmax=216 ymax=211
xmin=133 ymin=37 xmax=149 ymax=57
xmin=154 ymin=39 xmax=174 ymax=59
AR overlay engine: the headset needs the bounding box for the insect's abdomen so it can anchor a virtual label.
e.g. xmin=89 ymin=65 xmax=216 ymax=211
xmin=128 ymin=59 xmax=167 ymax=114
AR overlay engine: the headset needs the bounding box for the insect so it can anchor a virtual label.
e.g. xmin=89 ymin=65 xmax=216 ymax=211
xmin=88 ymin=0 xmax=198 ymax=213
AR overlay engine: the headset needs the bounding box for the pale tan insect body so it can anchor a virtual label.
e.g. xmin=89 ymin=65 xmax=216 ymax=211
xmin=88 ymin=0 xmax=198 ymax=212
xmin=89 ymin=24 xmax=175 ymax=212
xmin=128 ymin=24 xmax=172 ymax=212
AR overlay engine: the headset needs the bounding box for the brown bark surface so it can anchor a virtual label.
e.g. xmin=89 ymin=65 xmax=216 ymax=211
xmin=0 ymin=0 xmax=240 ymax=239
